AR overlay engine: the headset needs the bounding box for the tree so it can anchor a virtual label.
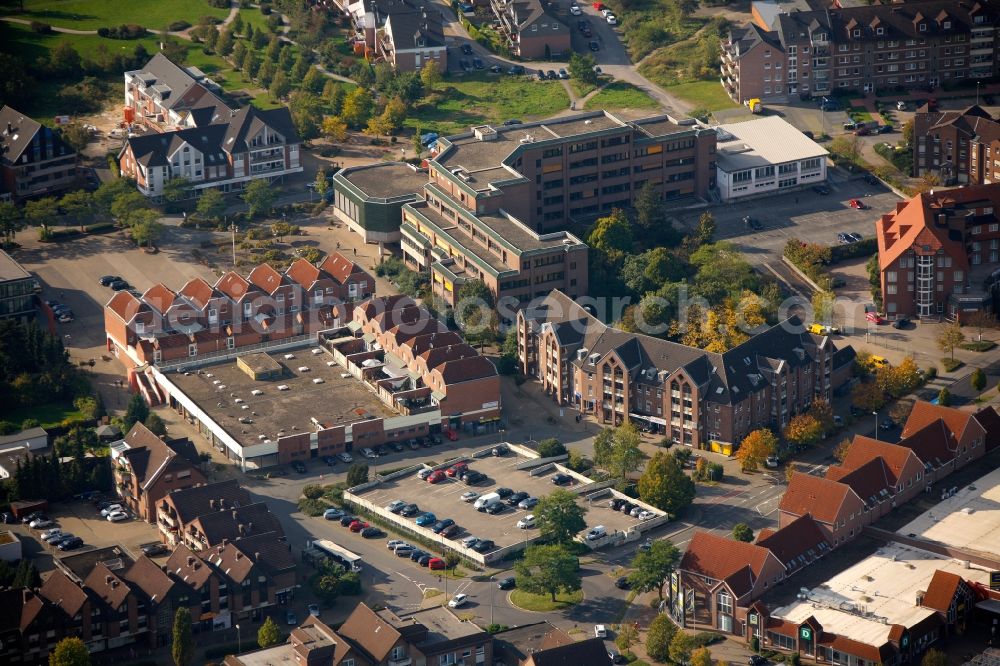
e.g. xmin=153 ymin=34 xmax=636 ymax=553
xmin=937 ymin=387 xmax=951 ymax=407
xmin=808 ymin=399 xmax=836 ymax=433
xmin=0 ymin=201 xmax=25 ymax=243
xmin=269 ymin=71 xmax=291 ymax=100
xmin=972 ymin=367 xmax=986 ymax=392
xmin=131 ymin=215 xmax=164 ymax=248
xmin=266 ymin=35 xmax=283 ymax=62
xmin=49 ymin=42 xmax=82 ymax=78
xmin=196 ymin=188 xmax=226 ymax=221
xmin=852 ymin=380 xmax=885 ymax=412
xmin=632 ymin=182 xmax=677 ymax=245
xmin=171 ymin=607 xmax=194 ymax=666
xmin=144 ymin=412 xmax=167 ymax=437
xmin=123 ymin=393 xmax=150 ymax=430
xmin=302 ymin=66 xmax=325 ymax=94
xmin=732 ymin=523 xmax=754 ymax=542
xmin=514 ymin=544 xmax=581 ymax=602
xmin=341 ymin=88 xmax=374 ymax=128
xmin=24 ymin=197 xmax=59 ymax=231
xmin=257 ymin=616 xmax=281 ymax=648
xmin=162 ymin=177 xmax=192 ymax=204
xmin=243 ymin=51 xmax=261 ymax=80
xmin=588 ymin=209 xmax=633 ymax=258
xmin=315 ymin=168 xmax=329 ymax=198
xmin=322 ymin=115 xmax=348 ymax=142
xmin=243 ymin=179 xmax=277 ymax=218
xmin=278 ymin=45 xmax=295 ymax=71
xmin=902 ymin=118 xmax=915 ymax=147
xmin=420 ymin=59 xmax=442 ymax=91
xmin=616 ymin=623 xmax=638 ymax=654
xmin=49 ymin=637 xmax=91 ymax=666
xmin=535 ymin=489 xmax=587 ymax=544
xmin=257 ymin=58 xmax=277 ymax=88
xmin=60 ymin=124 xmax=91 ymax=156
xmin=288 ymin=91 xmax=324 ymax=139
xmin=695 ymin=211 xmax=716 ymax=245
xmin=812 ymin=290 xmax=836 ymax=326
xmin=110 ymin=190 xmax=152 ymax=227
xmin=690 ymin=647 xmax=713 ymax=666
xmin=966 ymin=311 xmax=996 ymax=341
xmin=638 ymin=450 xmax=695 ymax=515
xmin=346 ymin=463 xmax=369 ymax=486
xmin=203 ymin=24 xmax=220 ymax=51
xmin=922 ymin=649 xmax=947 ymax=666
xmin=783 ymin=413 xmax=824 ymax=448
xmin=669 ymin=631 xmax=694 ymax=665
xmin=830 ymin=134 xmax=862 ymax=164
xmin=455 ymin=279 xmax=495 ymax=335
xmin=646 ymin=614 xmax=677 ymax=662
xmin=231 ymin=11 xmax=244 ymax=35
xmin=568 ymin=52 xmax=598 ymax=86
xmin=736 ymin=429 xmax=777 ymax=472
xmin=60 ymin=190 xmax=94 ymax=230
xmin=325 ymin=81 xmax=346 ymax=115
xmin=537 ymin=438 xmax=566 ymax=457
xmin=937 ymin=322 xmax=964 ymax=360
xmin=292 ymin=53 xmax=312 ymax=82
xmin=365 ymin=113 xmax=395 ymax=138
xmin=216 ymin=28 xmax=235 ymax=56
xmin=231 ymin=41 xmax=248 ymax=70
xmin=627 ymin=539 xmax=679 ymax=599
xmin=833 ymin=438 xmax=852 ymax=463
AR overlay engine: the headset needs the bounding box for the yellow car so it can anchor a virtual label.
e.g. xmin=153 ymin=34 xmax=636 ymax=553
xmin=869 ymin=355 xmax=890 ymax=370
xmin=808 ymin=323 xmax=827 ymax=335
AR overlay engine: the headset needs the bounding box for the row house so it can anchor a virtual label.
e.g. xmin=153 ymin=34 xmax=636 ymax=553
xmin=183 ymin=502 xmax=283 ymax=552
xmin=334 ymin=295 xmax=502 ymax=426
xmin=104 ymin=254 xmax=374 ymax=377
xmin=118 ymin=103 xmax=302 ymax=199
xmin=517 ymin=290 xmax=848 ymax=448
xmin=110 ymin=422 xmax=207 ymax=523
xmin=205 ymin=532 xmax=297 ymax=616
xmin=913 ymin=105 xmax=1000 ymax=186
xmin=875 ymin=184 xmax=1000 ymax=321
xmin=157 ymin=479 xmax=252 ymax=546
xmin=123 ymin=53 xmax=231 ymax=131
xmin=0 ymin=105 xmax=77 ymax=200
xmin=722 ymin=0 xmax=998 ymax=103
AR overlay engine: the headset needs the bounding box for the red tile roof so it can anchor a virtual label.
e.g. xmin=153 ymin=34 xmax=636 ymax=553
xmin=840 ymin=436 xmax=919 ymax=485
xmin=106 ymin=290 xmax=146 ymax=323
xmin=321 ymin=251 xmax=363 ymax=285
xmin=121 ymin=555 xmax=176 ymax=604
xmin=974 ymin=406 xmax=1000 ymax=451
xmin=38 ymin=570 xmax=88 ymax=617
xmin=756 ymin=514 xmax=830 ymax=571
xmin=143 ymin=283 xmax=177 ymax=313
xmin=214 ymin=271 xmax=253 ymax=300
xmin=166 ymin=544 xmax=214 ymax=591
xmin=825 ymin=457 xmax=894 ymax=505
xmin=898 ymin=419 xmax=957 ymax=467
xmin=779 ymin=472 xmax=858 ymax=524
xmin=876 ymin=189 xmax=987 ymax=272
xmin=679 ymin=532 xmax=776 ymax=586
xmin=178 ymin=277 xmax=216 ymax=309
xmin=819 ymin=633 xmax=894 ymax=663
xmin=286 ymin=257 xmax=321 ymax=288
xmin=337 ymin=603 xmax=402 ymax=663
xmin=406 ymin=331 xmax=464 ymax=355
xmin=436 ymin=355 xmax=498 ymax=385
xmin=903 ymin=400 xmax=982 ymax=443
xmin=84 ymin=563 xmax=131 ymax=610
xmin=920 ymin=570 xmax=963 ymax=612
xmin=247 ymin=263 xmax=286 ymax=294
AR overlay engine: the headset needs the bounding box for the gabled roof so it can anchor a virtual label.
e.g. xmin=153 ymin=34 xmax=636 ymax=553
xmin=38 ymin=570 xmax=88 ymax=618
xmin=526 ymin=637 xmax=612 ymax=666
xmin=337 ymin=603 xmax=403 ymax=663
xmin=163 ymin=479 xmax=251 ymax=525
xmin=285 ymin=257 xmax=322 ymax=289
xmin=840 ymin=435 xmax=920 ymax=485
xmin=124 ymin=122 xmax=229 ymax=169
xmin=897 ymin=419 xmax=957 ymax=468
xmin=902 ymin=400 xmax=983 ymax=444
xmin=166 ymin=544 xmax=214 ymax=591
xmin=84 ymin=562 xmax=132 ymax=610
xmin=178 ymin=277 xmax=217 ymax=309
xmin=385 ymin=8 xmax=446 ymax=50
xmin=190 ymin=502 xmax=284 ymax=546
xmin=119 ymin=423 xmax=201 ymax=490
xmin=920 ymin=569 xmax=963 ymax=612
xmin=405 ymin=331 xmax=464 ymax=356
xmin=143 ymin=283 xmax=177 ymax=314
xmin=0 ymin=105 xmax=74 ymax=164
xmin=247 ymin=263 xmax=287 ymax=295
xmin=222 ymin=106 xmax=299 ymax=154
xmin=229 ymin=531 xmax=295 ymax=574
xmin=128 ymin=53 xmax=230 ymax=113
xmin=826 ymin=457 xmax=895 ymax=505
xmin=679 ymin=531 xmax=777 ymax=587
xmin=215 ymin=271 xmax=254 ymax=301
xmin=756 ymin=514 xmax=830 ymax=573
xmin=436 ymin=355 xmax=498 ymax=384
xmin=321 ymin=251 xmax=366 ymax=285
xmin=121 ymin=555 xmax=176 ymax=604
xmin=780 ymin=473 xmax=858 ymax=524
xmin=106 ymin=290 xmax=147 ymax=323
xmin=974 ymin=406 xmax=1000 ymax=450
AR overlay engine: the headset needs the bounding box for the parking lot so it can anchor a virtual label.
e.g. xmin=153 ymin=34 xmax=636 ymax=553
xmin=7 ymin=499 xmax=165 ymax=572
xmin=351 ymin=448 xmax=651 ymax=560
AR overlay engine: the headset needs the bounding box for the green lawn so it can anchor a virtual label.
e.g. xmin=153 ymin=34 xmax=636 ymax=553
xmin=1 ymin=0 xmax=230 ymax=30
xmin=1 ymin=402 xmax=84 ymax=428
xmin=509 ymin=588 xmax=584 ymax=612
xmin=404 ymin=74 xmax=570 ymax=135
xmin=584 ymin=82 xmax=659 ymax=111
xmin=1 ymin=20 xmax=165 ymax=62
xmin=570 ymin=79 xmax=598 ymax=98
xmin=665 ymin=80 xmax=740 ymax=112
xmin=236 ymin=7 xmax=276 ymax=35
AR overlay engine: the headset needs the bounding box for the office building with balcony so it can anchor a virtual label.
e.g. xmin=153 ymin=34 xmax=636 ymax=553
xmin=118 ymin=104 xmax=302 ymax=199
xmin=491 ymin=0 xmax=570 ymax=59
xmin=876 ymin=184 xmax=1000 ymax=321
xmin=0 ymin=105 xmax=77 ymax=201
xmin=517 ymin=290 xmax=849 ymax=448
xmin=721 ymin=0 xmax=999 ymax=103
xmin=913 ymin=105 xmax=1000 ymax=186
xmin=0 ymin=250 xmax=37 ymax=322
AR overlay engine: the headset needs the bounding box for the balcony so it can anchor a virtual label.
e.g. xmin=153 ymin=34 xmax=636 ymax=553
xmin=158 ymin=512 xmax=177 ymax=528
xmin=389 ymin=658 xmax=413 ymax=666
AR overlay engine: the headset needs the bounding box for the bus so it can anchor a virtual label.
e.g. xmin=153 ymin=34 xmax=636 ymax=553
xmin=306 ymin=539 xmax=363 ymax=572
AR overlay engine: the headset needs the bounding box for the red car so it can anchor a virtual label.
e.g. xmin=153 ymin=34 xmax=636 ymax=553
xmin=592 ymin=1 xmax=605 ymax=8
xmin=444 ymin=428 xmax=459 ymax=441
xmin=428 ymin=557 xmax=446 ymax=570
xmin=427 ymin=470 xmax=446 ymax=484
xmin=848 ymin=199 xmax=868 ymax=210
xmin=866 ymin=312 xmax=885 ymax=324
xmin=446 ymin=462 xmax=468 ymax=478
xmin=349 ymin=520 xmax=369 ymax=532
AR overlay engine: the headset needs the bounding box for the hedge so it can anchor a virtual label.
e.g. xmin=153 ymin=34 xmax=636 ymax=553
xmin=97 ymin=24 xmax=147 ymax=39
xmin=167 ymin=20 xmax=191 ymax=31
xmin=830 ymin=237 xmax=877 ymax=263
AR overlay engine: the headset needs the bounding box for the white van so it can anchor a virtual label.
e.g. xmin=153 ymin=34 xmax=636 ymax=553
xmin=586 ymin=525 xmax=607 ymax=541
xmin=474 ymin=492 xmax=501 ymax=511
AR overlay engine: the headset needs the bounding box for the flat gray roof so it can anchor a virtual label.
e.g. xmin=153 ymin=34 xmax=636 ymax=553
xmin=170 ymin=347 xmax=395 ymax=448
xmin=408 ymin=202 xmax=509 ymax=273
xmin=0 ymin=250 xmax=32 ymax=282
xmin=403 ymin=606 xmax=485 ymax=641
xmin=714 ymin=115 xmax=828 ymax=172
xmin=340 ymin=162 xmax=428 ymax=200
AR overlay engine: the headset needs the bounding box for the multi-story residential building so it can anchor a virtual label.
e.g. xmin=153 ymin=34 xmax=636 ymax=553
xmin=205 ymin=532 xmax=297 ymax=617
xmin=183 ymin=502 xmax=283 ymax=551
xmin=157 ymin=479 xmax=252 ymax=546
xmin=714 ymin=116 xmax=828 ymax=201
xmin=118 ymin=103 xmax=302 ymax=199
xmin=913 ymin=105 xmax=1000 ymax=185
xmin=110 ymin=423 xmax=207 ymax=522
xmin=332 ymin=161 xmax=427 ymax=243
xmin=0 ymin=105 xmax=77 ymax=200
xmin=103 ymin=253 xmax=371 ymax=382
xmin=124 ymin=53 xmax=230 ymax=131
xmin=517 ymin=290 xmax=848 ymax=447
xmin=379 ymin=8 xmax=448 ymax=71
xmin=722 ymin=0 xmax=999 ymax=103
xmin=0 ymin=250 xmax=37 ymax=322
xmin=492 ymin=0 xmax=570 ymax=58
xmin=875 ymin=184 xmax=1000 ymax=321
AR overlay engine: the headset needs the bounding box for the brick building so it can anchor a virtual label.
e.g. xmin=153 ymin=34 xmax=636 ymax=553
xmin=0 ymin=105 xmax=77 ymax=200
xmin=518 ymin=290 xmax=850 ymax=448
xmin=124 ymin=53 xmax=230 ymax=131
xmin=722 ymin=0 xmax=999 ymax=103
xmin=0 ymin=250 xmax=37 ymax=322
xmin=875 ymin=184 xmax=1000 ymax=321
xmin=491 ymin=0 xmax=570 ymax=59
xmin=913 ymin=105 xmax=1000 ymax=186
xmin=156 ymin=479 xmax=252 ymax=546
xmin=378 ymin=8 xmax=448 ymax=72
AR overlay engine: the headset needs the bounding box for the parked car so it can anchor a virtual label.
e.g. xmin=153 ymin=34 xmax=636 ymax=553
xmin=109 ymin=280 xmax=131 ymax=291
xmin=508 ymin=65 xmax=525 ymax=75
xmin=338 ymin=452 xmax=353 ymax=463
xmin=30 ymin=518 xmax=54 ymax=529
xmin=461 ymin=491 xmax=480 ymax=503
xmin=387 ymin=540 xmax=407 ymax=550
xmin=615 ymin=576 xmax=630 ymax=589
xmin=848 ymin=199 xmax=868 ymax=210
xmin=448 ymin=593 xmax=468 ymax=608
xmin=546 ymin=70 xmax=557 ymax=80
xmin=462 ymin=535 xmax=481 ymax=548
xmin=58 ymin=536 xmax=84 ymax=551
xmin=324 ymin=508 xmax=344 ymax=520
xmin=444 ymin=428 xmax=458 ymax=441
xmin=893 ymin=315 xmax=912 ymax=329
xmin=749 ymin=656 xmax=768 ymax=666
xmin=361 ymin=447 xmax=377 ymax=459
xmin=431 ymin=518 xmax=455 ymax=533
xmin=485 ymin=502 xmax=505 ymax=515
xmin=99 ymin=275 xmax=122 ymax=286
xmin=40 ymin=529 xmax=64 ymax=542
xmin=446 ymin=462 xmax=468 ymax=477
xmin=516 ymin=514 xmax=536 ymax=529
xmin=766 ymin=456 xmax=779 ymax=468
xmin=107 ymin=510 xmax=129 ymax=522
xmin=49 ymin=533 xmax=76 ymax=546
xmin=286 ymin=611 xmax=298 ymax=626
xmin=322 ymin=455 xmax=338 ymax=466
xmin=507 ymin=491 xmax=529 ymax=506
xmin=349 ymin=520 xmax=370 ymax=533
xmin=498 ymin=576 xmax=516 ymax=590
xmin=408 ymin=439 xmax=421 ymax=450
xmin=339 ymin=514 xmax=357 ymax=526
xmin=595 ymin=624 xmax=608 ymax=638
xmin=418 ymin=468 xmax=435 ymax=480
xmin=490 ymin=64 xmax=502 ymax=73
xmin=21 ymin=511 xmax=45 ymax=524
xmin=291 ymin=460 xmax=307 ymax=473
xmin=100 ymin=504 xmax=122 ymax=518
xmin=592 ymin=1 xmax=605 ymax=9
xmin=461 ymin=43 xmax=474 ymax=55
xmin=409 ymin=549 xmax=429 ymax=562
xmin=518 ymin=496 xmax=539 ymax=510
xmin=395 ymin=546 xmax=415 ymax=557
xmin=606 ymin=14 xmax=617 ymax=24
xmin=361 ymin=526 xmax=384 ymax=538
xmin=427 ymin=470 xmax=446 ymax=484
xmin=570 ymin=4 xmax=581 ymax=14
xmin=473 ymin=57 xmax=484 ymax=70
xmin=812 ymin=185 xmax=831 ymax=195
xmin=589 ymin=40 xmax=600 ymax=51
xmin=415 ymin=512 xmax=437 ymax=526
xmin=551 ymin=473 xmax=572 ymax=485
xmin=390 ymin=441 xmax=405 ymax=452
xmin=637 ymin=510 xmax=655 ymax=520
xmin=491 ymin=444 xmax=509 ymax=456
xmin=428 ymin=557 xmax=446 ymax=570
xmin=558 ymin=68 xmax=569 ymax=79
xmin=463 ymin=471 xmax=486 ymax=485
xmin=536 ymin=70 xmax=547 ymax=81
xmin=400 ymin=503 xmax=420 ymax=517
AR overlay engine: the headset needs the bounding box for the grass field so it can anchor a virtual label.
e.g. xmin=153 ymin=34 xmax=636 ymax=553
xmin=665 ymin=80 xmax=740 ymax=111
xmin=509 ymin=588 xmax=584 ymax=612
xmin=404 ymin=74 xmax=569 ymax=135
xmin=584 ymin=82 xmax=659 ymax=111
xmin=1 ymin=20 xmax=166 ymax=62
xmin=236 ymin=7 xmax=275 ymax=35
xmin=0 ymin=0 xmax=230 ymax=30
xmin=2 ymin=402 xmax=84 ymax=428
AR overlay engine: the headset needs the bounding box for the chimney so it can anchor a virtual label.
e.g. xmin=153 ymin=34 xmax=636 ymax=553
xmin=232 ymin=510 xmax=239 ymax=520
xmin=210 ymin=499 xmax=217 ymax=510
xmin=6 ymin=122 xmax=11 ymax=134
xmin=254 ymin=552 xmax=261 ymax=560
xmin=238 ymin=524 xmax=246 ymax=536
xmin=235 ymin=551 xmax=242 ymax=560
xmin=111 ymin=580 xmax=118 ymax=588
xmin=187 ymin=556 xmax=195 ymax=566
xmin=221 ymin=538 xmax=229 ymax=547
xmin=106 ymin=575 xmax=112 ymax=584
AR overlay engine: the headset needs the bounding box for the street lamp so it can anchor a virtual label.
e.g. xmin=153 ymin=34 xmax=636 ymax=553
xmin=872 ymin=411 xmax=879 ymax=441
xmin=235 ymin=623 xmax=241 ymax=654
xmin=490 ymin=574 xmax=495 ymax=626
xmin=229 ymin=220 xmax=238 ymax=268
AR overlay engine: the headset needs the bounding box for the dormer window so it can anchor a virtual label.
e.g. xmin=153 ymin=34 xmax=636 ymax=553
xmin=943 ymin=20 xmax=951 ymax=29
xmin=919 ymin=23 xmax=926 ymax=31
xmin=853 ymin=29 xmax=860 ymax=37
xmin=876 ymin=27 xmax=884 ymax=35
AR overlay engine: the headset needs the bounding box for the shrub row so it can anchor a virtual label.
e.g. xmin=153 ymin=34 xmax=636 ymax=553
xmin=830 ymin=237 xmax=877 ymax=263
xmin=97 ymin=24 xmax=147 ymax=39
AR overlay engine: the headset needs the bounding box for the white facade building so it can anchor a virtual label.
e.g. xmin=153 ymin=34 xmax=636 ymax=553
xmin=713 ymin=116 xmax=828 ymax=201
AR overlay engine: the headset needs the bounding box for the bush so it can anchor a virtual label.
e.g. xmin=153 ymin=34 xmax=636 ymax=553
xmin=260 ymin=2 xmax=273 ymax=14
xmin=537 ymin=438 xmax=566 ymax=458
xmin=486 ymin=624 xmax=509 ymax=634
xmin=30 ymin=21 xmax=52 ymax=34
xmin=830 ymin=237 xmax=878 ymax=263
xmin=924 ymin=366 xmax=937 ymax=381
xmin=100 ymin=24 xmax=147 ymax=39
xmin=941 ymin=358 xmax=963 ymax=372
xmin=207 ymin=0 xmax=230 ymax=7
xmin=297 ymin=497 xmax=329 ymax=516
xmin=960 ymin=341 xmax=996 ymax=352
xmin=302 ymin=484 xmax=324 ymax=500
xmin=167 ymin=20 xmax=191 ymax=31
xmin=0 ymin=422 xmax=17 ymax=435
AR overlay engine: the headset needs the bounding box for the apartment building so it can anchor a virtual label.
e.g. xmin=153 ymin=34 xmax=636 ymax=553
xmin=0 ymin=105 xmax=77 ymax=200
xmin=0 ymin=250 xmax=37 ymax=322
xmin=913 ymin=105 xmax=1000 ymax=185
xmin=875 ymin=184 xmax=1000 ymax=321
xmin=518 ymin=290 xmax=847 ymax=447
xmin=110 ymin=423 xmax=207 ymax=522
xmin=722 ymin=0 xmax=999 ymax=103
xmin=492 ymin=0 xmax=570 ymax=58
xmin=124 ymin=53 xmax=230 ymax=131
xmin=157 ymin=479 xmax=252 ymax=546
xmin=204 ymin=532 xmax=297 ymax=617
xmin=118 ymin=103 xmax=302 ymax=198
xmin=103 ymin=252 xmax=372 ymax=379
xmin=379 ymin=8 xmax=448 ymax=71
